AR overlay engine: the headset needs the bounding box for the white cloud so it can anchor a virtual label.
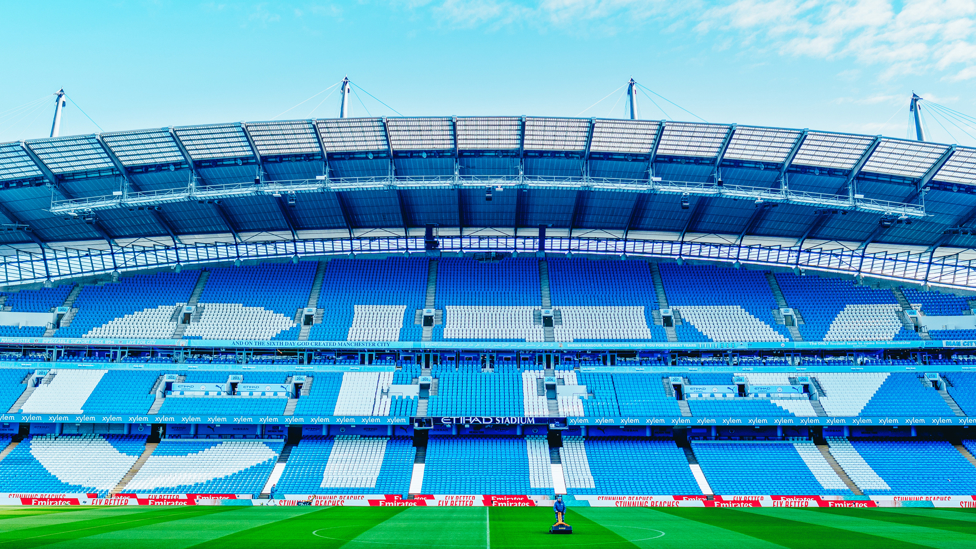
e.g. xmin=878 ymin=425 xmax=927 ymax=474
xmin=401 ymin=1 xmax=976 ymax=81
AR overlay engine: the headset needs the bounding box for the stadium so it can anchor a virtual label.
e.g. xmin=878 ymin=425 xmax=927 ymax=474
xmin=0 ymin=77 xmax=975 ymax=546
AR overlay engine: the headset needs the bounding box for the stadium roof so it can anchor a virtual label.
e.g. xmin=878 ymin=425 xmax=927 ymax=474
xmin=1 ymin=116 xmax=976 ymax=288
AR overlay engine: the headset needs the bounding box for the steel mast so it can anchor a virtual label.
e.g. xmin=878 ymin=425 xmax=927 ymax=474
xmin=50 ymin=89 xmax=66 ymax=137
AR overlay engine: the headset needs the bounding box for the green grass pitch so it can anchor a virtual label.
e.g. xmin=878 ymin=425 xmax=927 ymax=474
xmin=0 ymin=506 xmax=974 ymax=548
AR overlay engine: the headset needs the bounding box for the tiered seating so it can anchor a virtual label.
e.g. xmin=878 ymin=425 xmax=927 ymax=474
xmin=422 ymin=436 xmax=542 ymax=494
xmin=275 ymin=436 xmax=415 ymax=494
xmin=436 ymin=258 xmax=541 ymax=341
xmin=185 ymin=263 xmax=315 ymax=340
xmin=159 ymin=397 xmax=286 ymax=415
xmin=739 ymin=372 xmax=816 ymax=416
xmin=943 ymin=372 xmax=976 ymax=415
xmin=80 ymin=370 xmax=159 ymax=415
xmin=612 ymin=374 xmax=681 ymax=416
xmin=901 ymin=287 xmax=970 ymax=316
xmin=930 ymin=329 xmax=976 ymax=339
xmin=813 ymin=373 xmax=889 ymax=416
xmin=56 ymin=272 xmax=197 ymax=338
xmin=688 ymin=399 xmax=793 ymax=417
xmin=661 ymin=264 xmax=790 ymax=342
xmin=775 ymin=274 xmax=914 ymax=341
xmin=846 ymin=440 xmax=976 ymax=494
xmin=522 ymin=370 xmax=549 ymax=417
xmin=292 ymin=373 xmax=342 ymax=416
xmin=310 ymin=258 xmax=427 ymax=342
xmin=428 ymin=372 xmax=523 ymax=416
xmin=0 ymin=326 xmax=45 ymax=337
xmin=125 ymin=439 xmax=283 ymax=495
xmin=825 ymin=438 xmax=890 ymax=491
xmin=19 ymin=369 xmax=107 ymax=414
xmin=553 ymin=307 xmax=660 ymax=342
xmin=562 ymin=437 xmax=700 ymax=495
xmin=859 ymin=373 xmax=954 ymax=416
xmin=333 ymin=372 xmax=386 ymax=415
xmin=2 ymin=285 xmax=72 ymax=312
xmin=0 ymin=369 xmax=29 ymax=412
xmin=546 ymin=259 xmax=667 ymax=342
xmin=574 ymin=373 xmax=619 ymax=416
xmin=692 ymin=441 xmax=851 ymax=495
xmin=0 ymin=434 xmax=145 ymax=497
xmin=526 ymin=435 xmax=554 ymax=491
xmin=442 ymin=306 xmax=543 ymax=341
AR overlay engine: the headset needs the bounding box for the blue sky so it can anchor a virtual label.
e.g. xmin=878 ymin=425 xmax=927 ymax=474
xmin=1 ymin=0 xmax=974 ymax=146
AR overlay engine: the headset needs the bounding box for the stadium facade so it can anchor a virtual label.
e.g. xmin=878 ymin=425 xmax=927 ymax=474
xmin=0 ymin=109 xmax=975 ymax=508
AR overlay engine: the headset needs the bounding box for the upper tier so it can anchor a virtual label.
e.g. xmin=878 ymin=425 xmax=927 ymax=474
xmin=2 ymin=257 xmax=971 ymax=345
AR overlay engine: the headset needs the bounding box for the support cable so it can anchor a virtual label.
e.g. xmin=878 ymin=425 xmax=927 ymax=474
xmin=636 ymin=87 xmax=672 ymax=120
xmin=926 ymin=104 xmax=976 ymax=142
xmin=350 ymin=86 xmax=372 ymax=117
xmin=575 ymin=83 xmax=627 ymax=117
xmin=607 ymin=88 xmax=627 ymax=117
xmin=348 ymin=81 xmax=404 ymax=116
xmin=307 ymin=85 xmax=341 ymax=117
xmin=635 ymin=83 xmax=706 ymax=122
xmin=270 ymin=81 xmax=341 ymax=120
xmin=62 ymin=94 xmax=103 ymax=132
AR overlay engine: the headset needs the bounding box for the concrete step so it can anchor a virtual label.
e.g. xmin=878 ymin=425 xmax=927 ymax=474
xmin=954 ymin=443 xmax=976 ymax=469
xmin=148 ymin=396 xmax=165 ymax=414
xmin=416 ymin=399 xmax=428 ymax=416
xmin=765 ymin=272 xmax=789 ymax=309
xmin=810 ymin=400 xmax=828 ymax=417
xmin=664 ymin=326 xmax=678 ymax=343
xmin=284 ymin=398 xmax=298 ymax=415
xmin=7 ymin=375 xmax=36 ymax=413
xmin=547 ymin=398 xmax=559 ymax=416
xmin=539 ymin=260 xmax=552 ymax=309
xmin=543 ymin=326 xmax=555 ymax=342
xmin=425 ymin=259 xmax=438 ymax=309
xmin=307 ymin=261 xmax=328 ymax=308
xmin=648 ymin=262 xmax=669 ymax=309
xmin=678 ymin=400 xmax=692 ymax=417
xmin=817 ymin=443 xmax=863 ymax=496
xmin=0 ymin=440 xmax=18 ymax=463
xmin=681 ymin=446 xmax=713 ymax=495
xmin=787 ymin=325 xmax=804 ymax=342
xmin=186 ymin=270 xmax=209 ymax=306
xmin=938 ymin=389 xmax=967 ymax=417
xmin=260 ymin=443 xmax=295 ymax=497
xmin=111 ymin=442 xmax=158 ymax=495
xmin=409 ymin=447 xmax=426 ymax=496
xmin=62 ymin=284 xmax=84 ymax=308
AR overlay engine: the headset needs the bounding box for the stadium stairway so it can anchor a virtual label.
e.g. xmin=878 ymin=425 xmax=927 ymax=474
xmin=549 ymin=444 xmax=567 ymax=495
xmin=7 ymin=373 xmax=37 ymax=413
xmin=765 ymin=272 xmax=804 ymax=342
xmin=815 ymin=441 xmax=863 ymax=495
xmin=298 ymin=261 xmax=328 ymax=341
xmin=172 ymin=270 xmax=209 ymax=339
xmin=42 ymin=284 xmax=83 ymax=337
xmin=408 ymin=445 xmax=426 ymax=496
xmin=111 ymin=442 xmax=158 ymax=495
xmin=0 ymin=440 xmax=18 ymax=463
xmin=892 ymin=288 xmax=930 ymax=340
xmin=954 ymin=443 xmax=976 ymax=469
xmin=539 ymin=260 xmax=555 ymax=342
xmin=422 ymin=259 xmax=438 ymax=342
xmin=259 ymin=442 xmax=295 ymax=498
xmin=678 ymin=440 xmax=713 ymax=495
xmin=937 ymin=384 xmax=967 ymax=416
xmin=648 ymin=263 xmax=678 ymax=343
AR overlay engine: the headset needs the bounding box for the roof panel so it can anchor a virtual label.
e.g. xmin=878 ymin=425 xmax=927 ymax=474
xmin=456 ymin=117 xmax=521 ymax=150
xmin=792 ymin=132 xmax=874 ymax=170
xmin=862 ymin=139 xmax=948 ymax=178
xmin=387 ymin=117 xmax=454 ymax=150
xmin=245 ymin=120 xmax=320 ymax=156
xmin=724 ymin=126 xmax=801 ymax=163
xmin=25 ymin=135 xmax=115 ymax=174
xmin=656 ymin=122 xmax=731 ymax=158
xmin=589 ymin=119 xmax=660 ymax=155
xmin=317 ymin=118 xmax=388 ymax=153
xmin=101 ymin=129 xmax=185 ymax=167
xmin=523 ymin=117 xmax=590 ymax=151
xmin=173 ymin=124 xmax=254 ymax=160
xmin=933 ymin=147 xmax=976 ymax=185
xmin=0 ymin=142 xmax=43 ymax=182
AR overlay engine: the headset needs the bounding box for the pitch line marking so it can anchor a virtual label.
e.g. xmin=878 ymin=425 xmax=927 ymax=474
xmin=311 ymin=525 xmax=667 ymax=545
xmin=486 ymin=506 xmax=490 ymax=549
